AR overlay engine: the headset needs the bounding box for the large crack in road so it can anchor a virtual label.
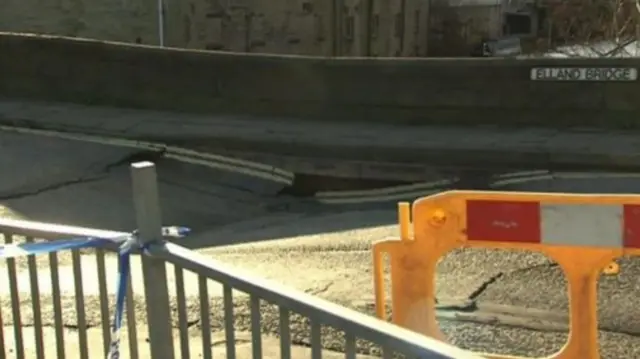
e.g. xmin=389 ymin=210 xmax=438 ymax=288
xmin=465 ymin=262 xmax=560 ymax=302
xmin=0 ymin=151 xmax=158 ymax=201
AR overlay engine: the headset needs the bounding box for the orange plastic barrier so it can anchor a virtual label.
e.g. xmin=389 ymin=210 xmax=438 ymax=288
xmin=373 ymin=190 xmax=640 ymax=359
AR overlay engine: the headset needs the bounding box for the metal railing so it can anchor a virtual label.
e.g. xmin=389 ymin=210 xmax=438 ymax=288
xmin=0 ymin=161 xmax=482 ymax=359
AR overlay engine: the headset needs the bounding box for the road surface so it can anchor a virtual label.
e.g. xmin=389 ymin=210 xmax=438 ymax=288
xmin=3 ymin=97 xmax=640 ymax=179
xmin=0 ymin=131 xmax=639 ymax=358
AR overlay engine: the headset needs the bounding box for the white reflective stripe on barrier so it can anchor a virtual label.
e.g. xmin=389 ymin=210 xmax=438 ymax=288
xmin=0 ymin=226 xmax=190 ymax=359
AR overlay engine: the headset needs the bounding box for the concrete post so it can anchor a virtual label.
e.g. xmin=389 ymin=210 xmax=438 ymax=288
xmin=130 ymin=161 xmax=175 ymax=359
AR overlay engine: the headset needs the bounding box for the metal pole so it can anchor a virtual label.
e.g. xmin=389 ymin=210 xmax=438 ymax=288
xmin=130 ymin=161 xmax=174 ymax=359
xmin=158 ymin=0 xmax=165 ymax=46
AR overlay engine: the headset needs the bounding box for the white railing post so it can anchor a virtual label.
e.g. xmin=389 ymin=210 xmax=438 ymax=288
xmin=130 ymin=161 xmax=175 ymax=359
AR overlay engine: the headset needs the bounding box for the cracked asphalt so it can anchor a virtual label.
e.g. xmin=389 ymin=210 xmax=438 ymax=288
xmin=1 ymin=130 xmax=640 ymax=358
xmin=0 ymin=130 xmax=302 ymax=231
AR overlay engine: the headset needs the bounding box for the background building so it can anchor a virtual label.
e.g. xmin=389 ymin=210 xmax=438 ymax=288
xmin=0 ymin=0 xmax=543 ymax=57
xmin=428 ymin=0 xmax=538 ymax=56
xmin=0 ymin=0 xmax=160 ymax=44
xmin=174 ymin=0 xmax=431 ymax=56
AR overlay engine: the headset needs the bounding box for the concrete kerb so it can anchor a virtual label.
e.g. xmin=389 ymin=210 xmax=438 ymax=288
xmin=315 ymin=171 xmax=640 ymax=205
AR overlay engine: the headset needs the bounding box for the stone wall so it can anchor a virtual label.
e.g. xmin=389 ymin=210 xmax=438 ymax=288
xmin=0 ymin=0 xmax=431 ymax=56
xmin=1 ymin=33 xmax=640 ymax=128
xmin=0 ymin=0 xmax=159 ymax=44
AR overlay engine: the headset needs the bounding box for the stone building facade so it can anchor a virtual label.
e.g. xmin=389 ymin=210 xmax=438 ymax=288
xmin=0 ymin=0 xmax=539 ymax=56
xmin=1 ymin=0 xmax=160 ymax=44
xmin=1 ymin=0 xmax=432 ymax=56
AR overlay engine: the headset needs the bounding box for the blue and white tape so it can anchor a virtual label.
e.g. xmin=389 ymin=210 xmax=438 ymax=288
xmin=0 ymin=226 xmax=191 ymax=359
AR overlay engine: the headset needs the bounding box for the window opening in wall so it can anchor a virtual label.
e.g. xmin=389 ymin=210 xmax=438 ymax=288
xmin=371 ymin=14 xmax=380 ymax=39
xmin=345 ymin=16 xmax=355 ymax=41
xmin=183 ymin=15 xmax=191 ymax=43
xmin=537 ymin=7 xmax=547 ymax=35
xmin=315 ymin=15 xmax=325 ymax=41
xmin=394 ymin=12 xmax=404 ymax=38
xmin=302 ymin=1 xmax=313 ymax=13
xmin=504 ymin=13 xmax=532 ymax=35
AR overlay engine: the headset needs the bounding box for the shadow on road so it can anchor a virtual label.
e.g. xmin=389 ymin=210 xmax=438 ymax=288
xmin=177 ymin=207 xmax=398 ymax=250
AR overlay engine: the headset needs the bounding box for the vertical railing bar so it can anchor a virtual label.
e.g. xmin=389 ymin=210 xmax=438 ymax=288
xmin=0 ymin=290 xmax=5 ymax=359
xmin=344 ymin=333 xmax=356 ymax=359
xmin=6 ymin=233 xmax=25 ymax=359
xmin=125 ymin=267 xmax=139 ymax=359
xmin=310 ymin=320 xmax=322 ymax=359
xmin=223 ymin=284 xmax=236 ymax=359
xmin=71 ymin=248 xmax=89 ymax=359
xmin=250 ymin=295 xmax=262 ymax=359
xmin=95 ymin=248 xmax=111 ymax=356
xmin=278 ymin=307 xmax=291 ymax=359
xmin=174 ymin=265 xmax=190 ymax=359
xmin=198 ymin=275 xmax=212 ymax=359
xmin=48 ymin=249 xmax=65 ymax=359
xmin=25 ymin=237 xmax=45 ymax=359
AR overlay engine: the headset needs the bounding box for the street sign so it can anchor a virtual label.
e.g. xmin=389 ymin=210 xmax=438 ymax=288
xmin=530 ymin=67 xmax=638 ymax=81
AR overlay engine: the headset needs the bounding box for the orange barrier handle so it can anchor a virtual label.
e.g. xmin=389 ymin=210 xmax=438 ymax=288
xmin=398 ymin=202 xmax=411 ymax=241
xmin=372 ymin=242 xmax=387 ymax=320
xmin=372 ymin=202 xmax=410 ymax=322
